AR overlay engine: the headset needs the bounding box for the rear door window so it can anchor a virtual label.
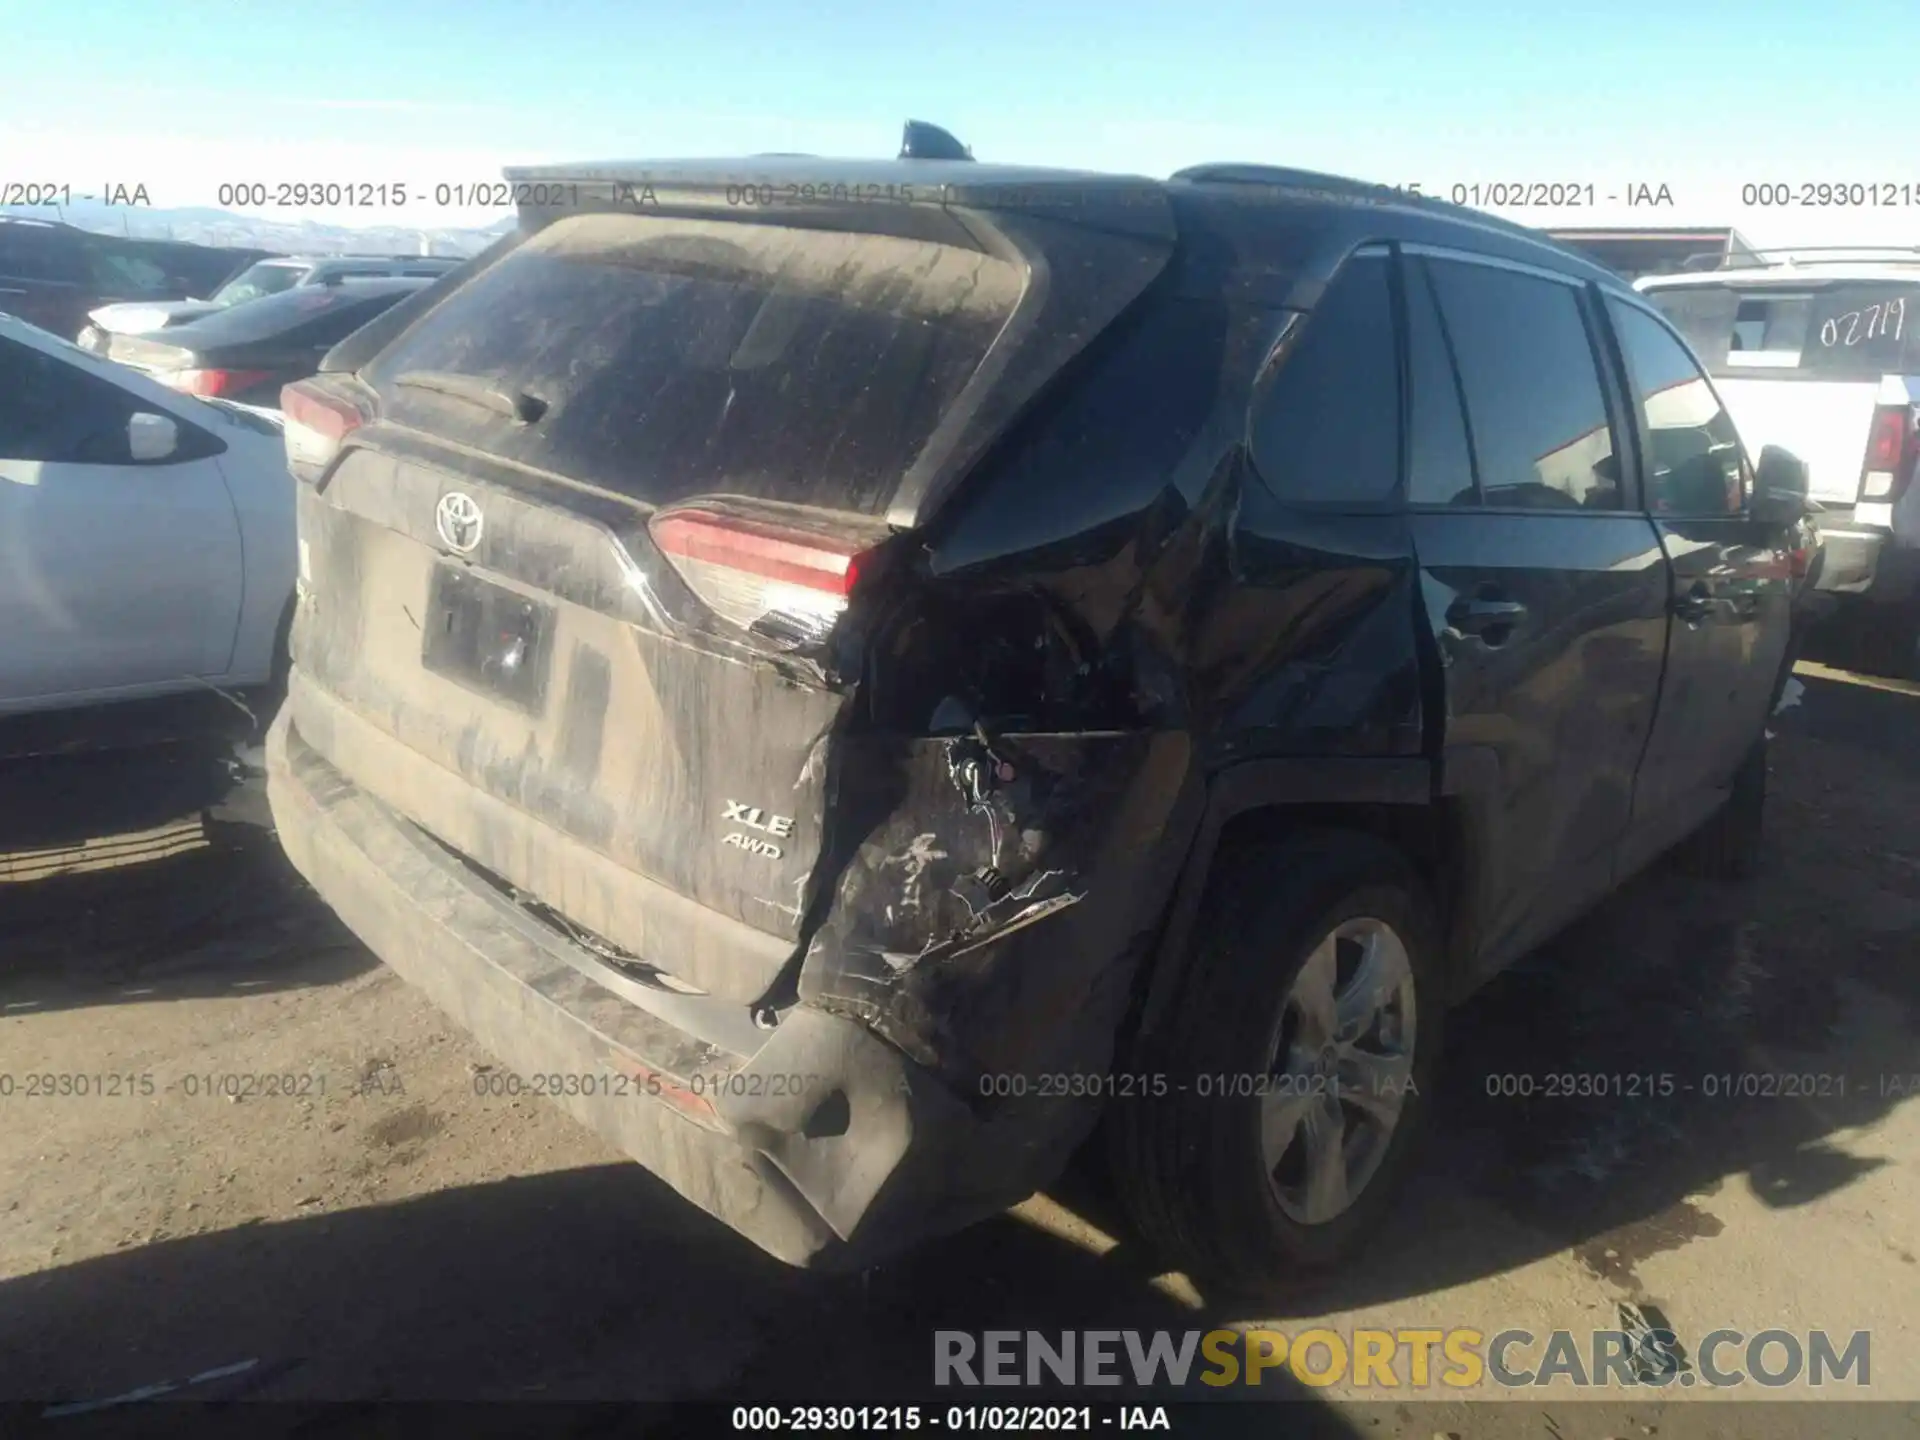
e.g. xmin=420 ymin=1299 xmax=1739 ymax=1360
xmin=1426 ymin=258 xmax=1626 ymax=511
xmin=1247 ymin=251 xmax=1400 ymax=506
xmin=1642 ymin=280 xmax=1920 ymax=381
xmin=362 ymin=212 xmax=1026 ymax=516
xmin=1404 ymin=257 xmax=1478 ymax=507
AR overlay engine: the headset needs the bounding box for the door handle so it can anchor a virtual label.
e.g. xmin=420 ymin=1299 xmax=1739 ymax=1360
xmin=1671 ymin=583 xmax=1716 ymax=623
xmin=1446 ymin=596 xmax=1529 ymax=638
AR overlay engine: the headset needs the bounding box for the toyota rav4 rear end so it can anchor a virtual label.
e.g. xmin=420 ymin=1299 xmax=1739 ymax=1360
xmin=264 ymin=160 xmax=1202 ymax=1265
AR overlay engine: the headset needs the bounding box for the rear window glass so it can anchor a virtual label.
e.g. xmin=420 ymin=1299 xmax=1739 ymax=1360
xmin=1642 ymin=281 xmax=1920 ymax=380
xmin=362 ymin=212 xmax=1025 ymax=515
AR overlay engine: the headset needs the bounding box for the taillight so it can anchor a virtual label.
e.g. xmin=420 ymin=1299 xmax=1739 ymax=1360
xmin=1859 ymin=403 xmax=1918 ymax=503
xmin=168 ymin=367 xmax=271 ymax=399
xmin=282 ymin=379 xmax=366 ymax=485
xmin=647 ymin=506 xmax=876 ymax=646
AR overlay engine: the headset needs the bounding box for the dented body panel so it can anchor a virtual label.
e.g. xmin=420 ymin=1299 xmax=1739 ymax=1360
xmin=267 ymin=161 xmax=1677 ymax=1267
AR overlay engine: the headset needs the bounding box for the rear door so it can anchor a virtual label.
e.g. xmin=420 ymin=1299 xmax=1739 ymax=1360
xmin=1404 ymin=249 xmax=1671 ymax=975
xmin=1604 ymin=297 xmax=1793 ymax=866
xmin=1640 ymin=278 xmax=1920 ymax=508
xmin=291 ymin=211 xmax=1042 ymax=972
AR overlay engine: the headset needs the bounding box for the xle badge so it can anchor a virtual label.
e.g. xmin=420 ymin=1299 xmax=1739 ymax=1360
xmin=722 ymin=800 xmax=794 ymax=860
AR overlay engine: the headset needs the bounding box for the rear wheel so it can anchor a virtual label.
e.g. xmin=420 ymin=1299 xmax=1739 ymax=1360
xmin=1111 ymin=831 xmax=1443 ymax=1291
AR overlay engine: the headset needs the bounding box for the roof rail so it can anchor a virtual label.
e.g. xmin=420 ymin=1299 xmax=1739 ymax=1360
xmin=1171 ymin=162 xmax=1563 ymax=247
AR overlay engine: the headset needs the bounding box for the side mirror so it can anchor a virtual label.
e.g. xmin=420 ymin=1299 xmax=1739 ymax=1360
xmin=1751 ymin=444 xmax=1809 ymax=527
xmin=128 ymin=411 xmax=180 ymax=463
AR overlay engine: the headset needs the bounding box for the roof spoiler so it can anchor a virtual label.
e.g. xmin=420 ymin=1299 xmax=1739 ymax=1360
xmin=899 ymin=120 xmax=973 ymax=162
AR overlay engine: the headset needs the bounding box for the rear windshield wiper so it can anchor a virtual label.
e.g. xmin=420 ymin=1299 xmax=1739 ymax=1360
xmin=394 ymin=370 xmax=547 ymax=425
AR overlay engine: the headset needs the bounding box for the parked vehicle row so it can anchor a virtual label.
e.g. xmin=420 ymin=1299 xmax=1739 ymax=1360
xmin=0 ymin=214 xmax=271 ymax=341
xmin=1 ymin=238 xmax=462 ymax=724
xmin=258 ymin=147 xmax=1814 ymax=1287
xmin=79 ymin=252 xmax=462 ymax=348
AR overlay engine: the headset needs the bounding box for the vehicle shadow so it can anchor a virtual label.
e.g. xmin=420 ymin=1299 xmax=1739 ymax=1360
xmin=0 ymin=1165 xmax=1355 ymax=1430
xmin=0 ymin=739 xmax=370 ymax=1017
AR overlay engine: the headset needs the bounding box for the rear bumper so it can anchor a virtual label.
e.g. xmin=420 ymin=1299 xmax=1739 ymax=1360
xmin=264 ymin=701 xmax=1041 ymax=1269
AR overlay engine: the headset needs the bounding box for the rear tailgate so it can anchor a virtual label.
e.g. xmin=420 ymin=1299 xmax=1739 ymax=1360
xmin=1640 ymin=278 xmax=1920 ymax=504
xmin=292 ymin=197 xmax=1173 ymax=996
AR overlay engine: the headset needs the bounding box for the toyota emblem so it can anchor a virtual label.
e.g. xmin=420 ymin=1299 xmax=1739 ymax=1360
xmin=436 ymin=492 xmax=484 ymax=553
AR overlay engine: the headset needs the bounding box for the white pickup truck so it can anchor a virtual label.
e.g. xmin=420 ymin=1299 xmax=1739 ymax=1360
xmin=1637 ymin=253 xmax=1920 ymax=676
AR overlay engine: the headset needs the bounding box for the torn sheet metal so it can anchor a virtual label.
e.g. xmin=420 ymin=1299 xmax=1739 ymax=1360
xmin=796 ymin=729 xmax=1194 ymax=1093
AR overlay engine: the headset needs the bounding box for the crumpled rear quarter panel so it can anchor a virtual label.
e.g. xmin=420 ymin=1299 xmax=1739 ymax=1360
xmin=797 ymin=730 xmax=1197 ymax=1096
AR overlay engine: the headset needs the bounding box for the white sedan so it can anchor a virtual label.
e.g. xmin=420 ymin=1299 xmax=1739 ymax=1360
xmin=0 ymin=312 xmax=295 ymax=718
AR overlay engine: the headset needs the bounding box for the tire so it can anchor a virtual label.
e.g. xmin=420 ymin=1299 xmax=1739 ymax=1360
xmin=1676 ymin=736 xmax=1766 ymax=882
xmin=1110 ymin=830 xmax=1444 ymax=1291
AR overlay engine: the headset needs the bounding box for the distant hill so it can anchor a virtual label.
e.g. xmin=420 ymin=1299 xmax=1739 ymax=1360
xmin=0 ymin=201 xmax=513 ymax=257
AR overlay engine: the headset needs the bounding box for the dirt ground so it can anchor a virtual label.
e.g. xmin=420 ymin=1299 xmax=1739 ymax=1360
xmin=2 ymin=645 xmax=1917 ymax=1437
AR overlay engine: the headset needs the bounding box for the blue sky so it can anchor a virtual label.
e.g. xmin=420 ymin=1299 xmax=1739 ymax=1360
xmin=6 ymin=0 xmax=1918 ymax=242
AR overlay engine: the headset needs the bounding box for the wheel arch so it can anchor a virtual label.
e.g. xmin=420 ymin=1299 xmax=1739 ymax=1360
xmin=1125 ymin=755 xmax=1482 ymax=1049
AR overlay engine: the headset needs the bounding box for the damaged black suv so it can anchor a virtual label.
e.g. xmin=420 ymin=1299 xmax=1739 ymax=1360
xmin=266 ymin=156 xmax=1805 ymax=1286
